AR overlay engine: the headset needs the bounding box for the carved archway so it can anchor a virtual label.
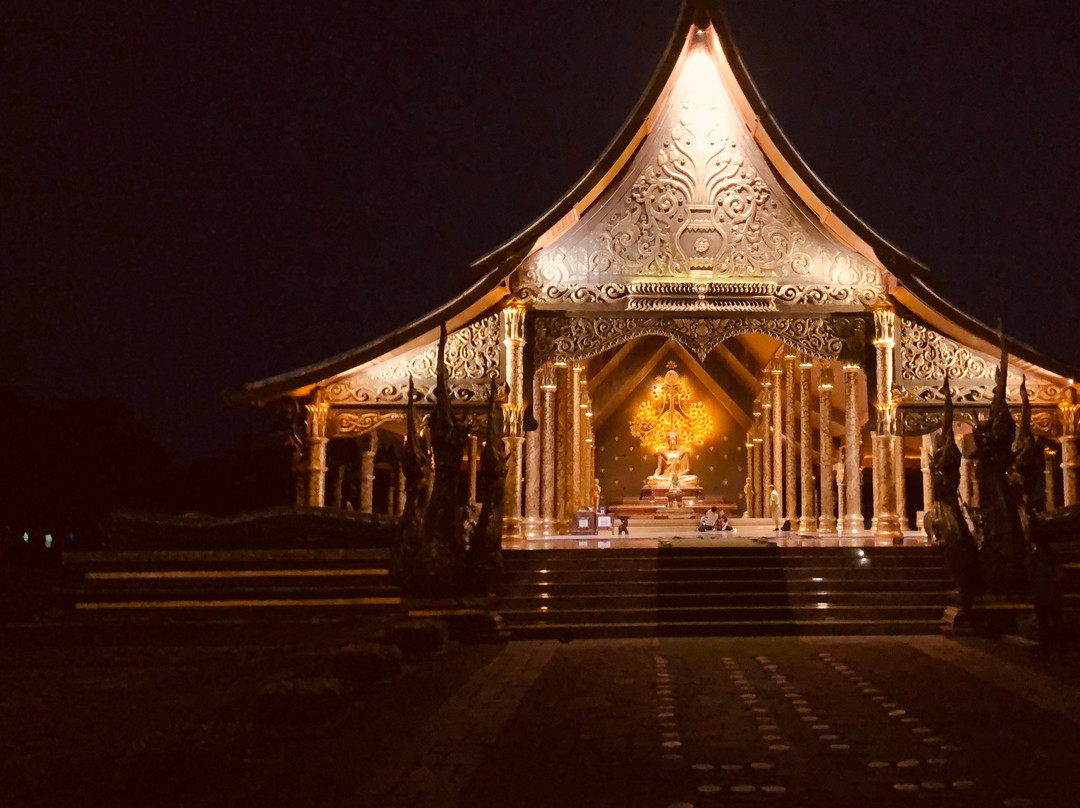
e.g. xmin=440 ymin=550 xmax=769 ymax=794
xmin=531 ymin=312 xmax=871 ymax=365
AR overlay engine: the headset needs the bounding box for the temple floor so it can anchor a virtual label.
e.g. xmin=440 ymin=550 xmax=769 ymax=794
xmin=504 ymin=529 xmax=932 ymax=551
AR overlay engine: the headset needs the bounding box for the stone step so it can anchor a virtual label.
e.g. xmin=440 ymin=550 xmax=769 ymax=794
xmin=499 ymin=591 xmax=949 ymax=610
xmin=497 ymin=579 xmax=952 ymax=596
xmin=507 ymin=619 xmax=944 ymax=639
xmin=501 ymin=604 xmax=946 ymax=625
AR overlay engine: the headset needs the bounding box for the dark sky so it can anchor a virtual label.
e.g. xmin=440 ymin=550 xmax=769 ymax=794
xmin=5 ymin=0 xmax=1080 ymax=462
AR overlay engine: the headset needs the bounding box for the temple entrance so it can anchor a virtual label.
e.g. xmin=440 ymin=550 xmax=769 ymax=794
xmin=525 ymin=314 xmax=894 ymax=542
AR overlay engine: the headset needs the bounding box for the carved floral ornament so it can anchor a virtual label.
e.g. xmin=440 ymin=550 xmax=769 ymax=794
xmin=533 ymin=313 xmax=870 ymax=364
xmin=321 ymin=315 xmax=501 ymax=406
xmin=896 ymin=317 xmax=1064 ymax=405
xmin=899 ymin=407 xmax=1057 ymax=438
xmin=510 ymin=39 xmax=887 ymax=310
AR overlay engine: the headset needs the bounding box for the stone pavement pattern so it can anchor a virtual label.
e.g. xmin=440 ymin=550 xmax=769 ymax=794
xmin=362 ymin=637 xmax=1080 ymax=808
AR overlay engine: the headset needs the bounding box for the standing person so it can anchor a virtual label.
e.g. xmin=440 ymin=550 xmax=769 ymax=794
xmin=769 ymin=485 xmax=782 ymax=531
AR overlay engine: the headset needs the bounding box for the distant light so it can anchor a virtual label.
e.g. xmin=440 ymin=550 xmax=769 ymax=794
xmin=812 ymin=577 xmax=824 ymax=582
xmin=855 ymin=550 xmax=865 ymax=557
xmin=44 ymin=534 xmax=53 ymax=549
xmin=816 ymin=602 xmax=830 ymax=609
xmin=22 ymin=532 xmax=29 ymax=543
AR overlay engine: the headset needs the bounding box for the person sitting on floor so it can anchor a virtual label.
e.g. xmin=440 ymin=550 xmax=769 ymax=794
xmin=698 ymin=506 xmax=720 ymax=532
xmin=717 ymin=511 xmax=733 ymax=531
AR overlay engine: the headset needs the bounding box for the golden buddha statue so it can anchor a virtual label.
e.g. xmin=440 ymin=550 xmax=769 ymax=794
xmin=630 ymin=364 xmax=713 ymax=493
xmin=645 ymin=430 xmax=699 ymax=489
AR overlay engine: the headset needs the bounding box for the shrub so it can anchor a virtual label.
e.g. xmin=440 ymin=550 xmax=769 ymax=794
xmin=332 ymin=642 xmax=404 ymax=684
xmin=254 ymin=676 xmax=346 ymax=725
xmin=386 ymin=619 xmax=449 ymax=656
xmin=118 ymin=719 xmax=248 ymax=800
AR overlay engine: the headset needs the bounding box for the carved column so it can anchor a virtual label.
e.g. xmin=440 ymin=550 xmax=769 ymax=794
xmin=524 ymin=432 xmax=542 ymax=538
xmin=467 ymin=434 xmax=479 ymax=505
xmin=797 ymin=358 xmax=817 ymax=534
xmin=783 ymin=356 xmax=798 ymax=526
xmin=920 ymin=433 xmax=934 ymax=531
xmin=570 ymin=364 xmax=584 ymax=511
xmin=817 ymin=366 xmax=836 ymax=534
xmin=762 ymin=385 xmax=773 ymax=509
xmin=841 ymin=364 xmax=863 ymax=534
xmin=304 ymin=398 xmax=330 ymax=508
xmin=753 ymin=432 xmax=764 ymax=518
xmin=895 ymin=440 xmax=908 ymax=533
xmin=771 ymin=368 xmax=784 ymax=521
xmin=871 ymin=305 xmax=903 ymax=540
xmin=1044 ymin=445 xmax=1058 ymax=511
xmin=359 ymin=431 xmax=378 ymax=514
xmin=501 ymin=305 xmax=526 ymax=537
xmin=540 ymin=367 xmax=557 ymax=532
xmin=744 ymin=441 xmax=755 ymax=517
xmin=1059 ymin=387 xmax=1079 ymax=506
xmin=395 ymin=465 xmax=406 ymax=516
xmin=555 ymin=362 xmax=571 ymax=528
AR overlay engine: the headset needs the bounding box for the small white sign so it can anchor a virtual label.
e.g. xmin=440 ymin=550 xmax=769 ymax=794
xmin=578 ymin=518 xmax=589 ymax=528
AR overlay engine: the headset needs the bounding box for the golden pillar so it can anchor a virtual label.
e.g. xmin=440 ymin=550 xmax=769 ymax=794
xmin=523 ymin=375 xmax=543 ymax=538
xmin=1044 ymin=445 xmax=1058 ymax=511
xmin=783 ymin=355 xmax=798 ymax=525
xmin=555 ymin=362 xmax=571 ymax=529
xmin=570 ymin=364 xmax=584 ymax=512
xmin=841 ymin=364 xmax=863 ymax=534
xmin=752 ymin=415 xmax=764 ymax=519
xmin=871 ymin=305 xmax=903 ymax=539
xmin=501 ymin=305 xmax=526 ymax=538
xmin=762 ymin=385 xmax=773 ymax=509
xmin=797 ymin=358 xmax=817 ymax=534
xmin=395 ymin=463 xmax=406 ymax=516
xmin=744 ymin=441 xmax=755 ymax=517
xmin=539 ymin=366 xmax=557 ymax=532
xmin=817 ymin=366 xmax=837 ymax=534
xmin=771 ymin=368 xmax=784 ymax=521
xmin=1059 ymin=388 xmax=1079 ymax=506
xmin=467 ymin=434 xmax=479 ymax=505
xmin=304 ymin=398 xmax=330 ymax=508
xmin=920 ymin=433 xmax=934 ymax=531
xmin=359 ymin=431 xmax=378 ymax=514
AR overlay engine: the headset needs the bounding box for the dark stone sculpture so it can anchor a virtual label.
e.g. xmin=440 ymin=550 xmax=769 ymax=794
xmin=927 ymin=375 xmax=981 ymax=614
xmin=393 ymin=326 xmax=470 ymax=596
xmin=1010 ymin=378 xmax=1045 ymax=542
xmin=393 ymin=377 xmax=432 ymax=592
xmin=972 ymin=335 xmax=1025 ymax=593
xmin=417 ymin=324 xmax=469 ymax=595
xmin=467 ymin=378 xmax=509 ymax=593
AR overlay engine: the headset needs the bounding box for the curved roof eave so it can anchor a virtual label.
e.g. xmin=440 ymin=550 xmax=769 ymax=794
xmin=227 ymin=0 xmax=1077 ymax=407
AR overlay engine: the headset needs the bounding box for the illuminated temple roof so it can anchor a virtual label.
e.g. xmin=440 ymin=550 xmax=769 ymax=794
xmin=229 ymin=0 xmax=1078 ymax=407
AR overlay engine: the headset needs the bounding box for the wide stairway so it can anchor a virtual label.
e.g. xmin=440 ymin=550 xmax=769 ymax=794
xmin=59 ymin=548 xmax=400 ymax=632
xmin=498 ymin=546 xmax=951 ymax=639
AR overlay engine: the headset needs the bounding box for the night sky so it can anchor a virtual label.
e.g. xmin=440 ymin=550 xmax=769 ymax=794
xmin=6 ymin=0 xmax=1080 ymax=463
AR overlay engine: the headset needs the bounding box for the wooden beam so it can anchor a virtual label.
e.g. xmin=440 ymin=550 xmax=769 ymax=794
xmin=588 ymin=340 xmax=639 ymax=393
xmin=712 ymin=341 xmax=761 ymax=392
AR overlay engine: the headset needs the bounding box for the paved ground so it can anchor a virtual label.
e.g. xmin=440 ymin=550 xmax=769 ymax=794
xmin=3 ymin=631 xmax=1079 ymax=807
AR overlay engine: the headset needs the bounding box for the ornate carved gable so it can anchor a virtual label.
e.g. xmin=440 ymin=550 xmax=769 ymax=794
xmin=512 ymin=31 xmax=887 ymax=311
xmin=896 ymin=316 xmax=1065 ymax=407
xmin=321 ymin=315 xmax=500 ymax=407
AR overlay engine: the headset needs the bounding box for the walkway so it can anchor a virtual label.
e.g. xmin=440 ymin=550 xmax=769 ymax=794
xmin=358 ymin=636 xmax=1079 ymax=808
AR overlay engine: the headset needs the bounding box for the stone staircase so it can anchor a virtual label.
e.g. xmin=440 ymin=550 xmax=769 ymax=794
xmin=497 ymin=546 xmax=951 ymax=639
xmin=57 ymin=548 xmax=400 ymax=635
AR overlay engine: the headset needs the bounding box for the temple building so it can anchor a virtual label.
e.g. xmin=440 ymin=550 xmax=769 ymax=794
xmin=228 ymin=0 xmax=1079 ymax=541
